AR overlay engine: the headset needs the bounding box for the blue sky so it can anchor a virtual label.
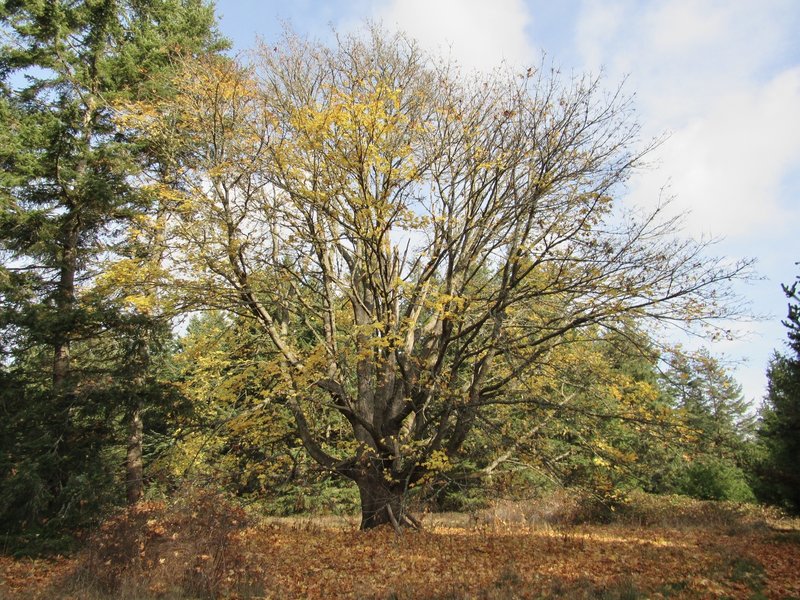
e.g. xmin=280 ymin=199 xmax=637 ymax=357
xmin=214 ymin=0 xmax=800 ymax=405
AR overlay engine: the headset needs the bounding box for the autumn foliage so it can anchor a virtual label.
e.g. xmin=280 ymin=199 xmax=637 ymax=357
xmin=3 ymin=490 xmax=799 ymax=599
xmin=111 ymin=24 xmax=752 ymax=530
xmin=2 ymin=3 xmax=797 ymax=599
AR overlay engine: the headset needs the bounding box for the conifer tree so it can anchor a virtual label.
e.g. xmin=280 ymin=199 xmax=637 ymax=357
xmin=0 ymin=0 xmax=225 ymax=542
xmin=760 ymin=273 xmax=800 ymax=511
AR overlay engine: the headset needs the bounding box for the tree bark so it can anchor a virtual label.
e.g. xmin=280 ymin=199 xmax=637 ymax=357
xmin=126 ymin=403 xmax=144 ymax=504
xmin=52 ymin=342 xmax=71 ymax=390
xmin=356 ymin=472 xmax=406 ymax=530
xmin=53 ymin=221 xmax=79 ymax=390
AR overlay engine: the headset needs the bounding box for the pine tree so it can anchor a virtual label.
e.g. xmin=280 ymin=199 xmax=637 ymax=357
xmin=0 ymin=0 xmax=225 ymax=387
xmin=664 ymin=348 xmax=753 ymax=460
xmin=659 ymin=348 xmax=756 ymax=502
xmin=0 ymin=0 xmax=225 ymax=546
xmin=759 ymin=273 xmax=800 ymax=511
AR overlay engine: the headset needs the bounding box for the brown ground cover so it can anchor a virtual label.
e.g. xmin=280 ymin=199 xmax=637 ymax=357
xmin=2 ymin=495 xmax=799 ymax=599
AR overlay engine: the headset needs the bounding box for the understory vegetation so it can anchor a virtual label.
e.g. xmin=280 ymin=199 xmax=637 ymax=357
xmin=2 ymin=488 xmax=799 ymax=599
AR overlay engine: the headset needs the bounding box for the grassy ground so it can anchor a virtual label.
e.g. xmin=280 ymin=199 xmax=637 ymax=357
xmin=2 ymin=493 xmax=799 ymax=599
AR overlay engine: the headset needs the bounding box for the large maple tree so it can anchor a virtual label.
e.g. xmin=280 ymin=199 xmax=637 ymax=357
xmin=121 ymin=27 xmax=750 ymax=528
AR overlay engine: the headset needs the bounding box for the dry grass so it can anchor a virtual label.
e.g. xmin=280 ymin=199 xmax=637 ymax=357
xmin=63 ymin=488 xmax=257 ymax=599
xmin=2 ymin=491 xmax=799 ymax=599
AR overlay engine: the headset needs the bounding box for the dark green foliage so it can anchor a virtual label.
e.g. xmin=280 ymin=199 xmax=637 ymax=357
xmin=0 ymin=0 xmax=226 ymax=351
xmin=672 ymin=456 xmax=755 ymax=503
xmin=265 ymin=478 xmax=361 ymax=517
xmin=0 ymin=320 xmax=185 ymax=553
xmin=758 ymin=272 xmax=800 ymax=511
xmin=0 ymin=365 xmax=122 ymax=553
xmin=0 ymin=0 xmax=226 ymax=552
xmin=663 ymin=348 xmax=755 ymax=461
xmin=649 ymin=348 xmax=758 ymax=502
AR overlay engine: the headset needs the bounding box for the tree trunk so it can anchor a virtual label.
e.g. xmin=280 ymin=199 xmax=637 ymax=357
xmin=52 ymin=342 xmax=71 ymax=390
xmin=53 ymin=222 xmax=78 ymax=390
xmin=356 ymin=472 xmax=406 ymax=530
xmin=126 ymin=403 xmax=144 ymax=504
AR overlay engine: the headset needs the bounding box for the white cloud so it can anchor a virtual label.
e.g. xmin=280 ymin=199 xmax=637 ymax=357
xmin=376 ymin=0 xmax=537 ymax=72
xmin=630 ymin=66 xmax=800 ymax=239
xmin=359 ymin=0 xmax=800 ymax=404
xmin=574 ymin=0 xmax=630 ymax=73
xmin=574 ymin=0 xmax=800 ymax=240
xmin=571 ymin=0 xmax=800 ymax=404
xmin=644 ymin=0 xmax=729 ymax=55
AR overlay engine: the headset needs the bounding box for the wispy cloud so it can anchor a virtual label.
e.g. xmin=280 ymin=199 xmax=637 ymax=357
xmin=374 ymin=0 xmax=800 ymax=401
xmin=231 ymin=0 xmax=798 ymax=402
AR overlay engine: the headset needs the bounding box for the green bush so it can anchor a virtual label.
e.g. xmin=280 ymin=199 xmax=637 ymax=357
xmin=674 ymin=457 xmax=756 ymax=503
xmin=0 ymin=384 xmax=124 ymax=555
xmin=264 ymin=477 xmax=360 ymax=516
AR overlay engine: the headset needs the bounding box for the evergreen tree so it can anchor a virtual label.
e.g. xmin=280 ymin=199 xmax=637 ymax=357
xmin=0 ymin=0 xmax=225 ymax=548
xmin=759 ymin=273 xmax=800 ymax=511
xmin=661 ymin=348 xmax=756 ymax=502
xmin=0 ymin=0 xmax=224 ymax=385
xmin=664 ymin=348 xmax=754 ymax=461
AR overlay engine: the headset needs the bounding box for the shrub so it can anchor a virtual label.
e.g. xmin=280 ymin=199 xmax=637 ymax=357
xmin=264 ymin=478 xmax=360 ymax=516
xmin=674 ymin=457 xmax=756 ymax=503
xmin=612 ymin=489 xmax=774 ymax=531
xmin=76 ymin=487 xmax=258 ymax=598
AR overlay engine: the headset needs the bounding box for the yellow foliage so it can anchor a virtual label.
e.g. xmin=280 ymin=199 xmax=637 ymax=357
xmin=423 ymin=449 xmax=451 ymax=473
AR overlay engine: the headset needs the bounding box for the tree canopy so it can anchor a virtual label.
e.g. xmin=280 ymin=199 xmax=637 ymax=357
xmin=114 ymin=26 xmax=751 ymax=528
xmin=0 ymin=0 xmax=226 ymax=545
xmin=759 ymin=271 xmax=800 ymax=511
